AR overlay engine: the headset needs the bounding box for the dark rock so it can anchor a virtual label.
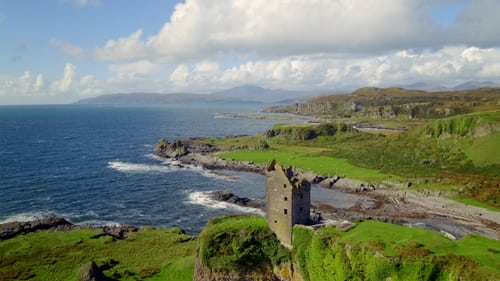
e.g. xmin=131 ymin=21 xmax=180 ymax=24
xmin=209 ymin=191 xmax=265 ymax=210
xmin=0 ymin=217 xmax=73 ymax=240
xmin=92 ymin=225 xmax=138 ymax=240
xmin=77 ymin=261 xmax=106 ymax=281
xmin=104 ymin=225 xmax=138 ymax=239
xmin=156 ymin=138 xmax=189 ymax=159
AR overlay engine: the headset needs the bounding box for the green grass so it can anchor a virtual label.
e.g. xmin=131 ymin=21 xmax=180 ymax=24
xmin=463 ymin=131 xmax=500 ymax=165
xmin=220 ymin=149 xmax=397 ymax=182
xmin=0 ymin=227 xmax=196 ymax=281
xmin=293 ymin=220 xmax=500 ymax=281
xmin=337 ymin=220 xmax=500 ymax=268
xmin=197 ymin=215 xmax=290 ymax=271
xmin=451 ymin=197 xmax=500 ymax=212
xmin=144 ymin=256 xmax=195 ymax=281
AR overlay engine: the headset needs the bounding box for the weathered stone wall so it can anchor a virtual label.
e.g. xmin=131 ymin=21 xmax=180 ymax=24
xmin=266 ymin=160 xmax=310 ymax=247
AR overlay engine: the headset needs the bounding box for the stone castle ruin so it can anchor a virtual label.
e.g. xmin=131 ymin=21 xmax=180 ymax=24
xmin=266 ymin=160 xmax=311 ymax=247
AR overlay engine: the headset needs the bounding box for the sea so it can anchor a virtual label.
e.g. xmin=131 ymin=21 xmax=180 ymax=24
xmin=0 ymin=104 xmax=288 ymax=234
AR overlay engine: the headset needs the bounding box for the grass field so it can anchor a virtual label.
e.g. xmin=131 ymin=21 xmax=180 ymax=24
xmin=293 ymin=220 xmax=500 ymax=281
xmin=203 ymin=111 xmax=500 ymax=208
xmin=220 ymin=148 xmax=398 ymax=182
xmin=0 ymin=227 xmax=196 ymax=281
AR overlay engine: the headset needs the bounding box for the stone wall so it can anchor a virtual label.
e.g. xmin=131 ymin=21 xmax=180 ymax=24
xmin=266 ymin=160 xmax=310 ymax=247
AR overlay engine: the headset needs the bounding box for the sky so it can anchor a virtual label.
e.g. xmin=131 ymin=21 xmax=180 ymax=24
xmin=1 ymin=0 xmax=500 ymax=104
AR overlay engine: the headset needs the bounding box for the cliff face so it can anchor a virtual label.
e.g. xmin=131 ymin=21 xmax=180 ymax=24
xmin=193 ymin=255 xmax=278 ymax=281
xmin=194 ymin=215 xmax=498 ymax=281
xmin=193 ymin=215 xmax=296 ymax=281
xmin=193 ymin=257 xmax=304 ymax=281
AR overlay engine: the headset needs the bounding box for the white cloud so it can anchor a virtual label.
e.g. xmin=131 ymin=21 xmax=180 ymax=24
xmin=93 ymin=30 xmax=149 ymax=61
xmin=57 ymin=0 xmax=445 ymax=62
xmin=108 ymin=60 xmax=163 ymax=79
xmin=56 ymin=0 xmax=500 ymax=66
xmin=162 ymin=46 xmax=500 ymax=92
xmin=3 ymin=46 xmax=500 ymax=104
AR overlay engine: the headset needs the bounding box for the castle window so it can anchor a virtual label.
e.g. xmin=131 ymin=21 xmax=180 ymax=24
xmin=299 ymin=207 xmax=303 ymax=212
xmin=274 ymin=220 xmax=278 ymax=223
xmin=300 ymin=193 xmax=303 ymax=199
xmin=284 ymin=196 xmax=288 ymax=201
xmin=284 ymin=209 xmax=288 ymax=215
xmin=283 ymin=184 xmax=287 ymax=188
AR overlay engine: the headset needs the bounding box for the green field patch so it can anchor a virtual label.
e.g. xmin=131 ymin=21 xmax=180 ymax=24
xmin=293 ymin=220 xmax=500 ymax=280
xmin=451 ymin=197 xmax=500 ymax=212
xmin=463 ymin=131 xmax=500 ymax=165
xmin=144 ymin=256 xmax=195 ymax=281
xmin=0 ymin=227 xmax=196 ymax=281
xmin=220 ymin=149 xmax=397 ymax=181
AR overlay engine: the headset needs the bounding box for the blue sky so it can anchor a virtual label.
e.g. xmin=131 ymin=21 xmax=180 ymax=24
xmin=1 ymin=0 xmax=499 ymax=104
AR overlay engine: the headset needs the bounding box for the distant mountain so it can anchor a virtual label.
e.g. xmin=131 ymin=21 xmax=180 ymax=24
xmin=453 ymin=81 xmax=499 ymax=90
xmin=75 ymin=85 xmax=321 ymax=105
xmin=211 ymin=85 xmax=316 ymax=103
xmin=75 ymin=92 xmax=251 ymax=105
xmin=392 ymin=81 xmax=500 ymax=92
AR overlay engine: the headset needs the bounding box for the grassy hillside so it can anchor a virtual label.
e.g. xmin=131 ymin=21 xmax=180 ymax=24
xmin=268 ymin=87 xmax=500 ymax=119
xmin=2 ymin=216 xmax=499 ymax=280
xmin=196 ymin=215 xmax=500 ymax=281
xmin=197 ymin=215 xmax=290 ymax=270
xmin=205 ymin=108 xmax=499 ymax=208
xmin=0 ymin=227 xmax=196 ymax=281
xmin=294 ymin=220 xmax=500 ymax=281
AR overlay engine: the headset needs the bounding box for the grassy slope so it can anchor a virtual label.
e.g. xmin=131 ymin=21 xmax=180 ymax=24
xmin=211 ymin=111 xmax=499 ymax=208
xmin=2 ymin=216 xmax=498 ymax=281
xmin=294 ymin=220 xmax=500 ymax=281
xmin=197 ymin=215 xmax=290 ymax=270
xmin=221 ymin=148 xmax=397 ymax=181
xmin=194 ymin=215 xmax=500 ymax=281
xmin=0 ymin=227 xmax=196 ymax=281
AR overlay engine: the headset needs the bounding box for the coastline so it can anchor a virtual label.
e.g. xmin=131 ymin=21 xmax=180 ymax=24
xmin=156 ymin=138 xmax=500 ymax=240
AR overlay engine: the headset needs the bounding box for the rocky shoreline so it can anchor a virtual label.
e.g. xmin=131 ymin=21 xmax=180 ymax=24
xmin=156 ymin=138 xmax=500 ymax=240
xmin=0 ymin=216 xmax=139 ymax=241
xmin=2 ymin=139 xmax=497 ymax=241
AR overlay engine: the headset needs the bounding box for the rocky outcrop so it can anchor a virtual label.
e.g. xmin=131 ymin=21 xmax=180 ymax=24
xmin=209 ymin=191 xmax=265 ymax=210
xmin=76 ymin=261 xmax=106 ymax=281
xmin=0 ymin=217 xmax=74 ymax=240
xmin=316 ymin=175 xmax=411 ymax=192
xmin=156 ymin=138 xmax=189 ymax=159
xmin=93 ymin=225 xmax=139 ymax=240
xmin=193 ymin=255 xmax=279 ymax=281
xmin=0 ymin=217 xmax=139 ymax=241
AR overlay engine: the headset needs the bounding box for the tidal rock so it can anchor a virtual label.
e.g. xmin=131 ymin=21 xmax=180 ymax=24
xmin=156 ymin=138 xmax=189 ymax=159
xmin=0 ymin=217 xmax=73 ymax=240
xmin=210 ymin=191 xmax=265 ymax=210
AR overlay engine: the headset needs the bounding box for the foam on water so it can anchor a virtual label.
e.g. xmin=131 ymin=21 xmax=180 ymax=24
xmin=76 ymin=220 xmax=122 ymax=227
xmin=186 ymin=191 xmax=265 ymax=216
xmin=147 ymin=154 xmax=238 ymax=181
xmin=0 ymin=211 xmax=57 ymax=224
xmin=107 ymin=161 xmax=177 ymax=174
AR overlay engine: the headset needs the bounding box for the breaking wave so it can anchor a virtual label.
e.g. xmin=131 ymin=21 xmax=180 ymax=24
xmin=108 ymin=161 xmax=176 ymax=174
xmin=109 ymin=157 xmax=236 ymax=181
xmin=186 ymin=191 xmax=265 ymax=216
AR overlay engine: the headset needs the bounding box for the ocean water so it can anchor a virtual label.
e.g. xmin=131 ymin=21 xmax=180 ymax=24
xmin=0 ymin=104 xmax=286 ymax=234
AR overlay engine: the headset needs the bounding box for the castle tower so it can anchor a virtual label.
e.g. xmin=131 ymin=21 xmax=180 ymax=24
xmin=266 ymin=160 xmax=311 ymax=247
